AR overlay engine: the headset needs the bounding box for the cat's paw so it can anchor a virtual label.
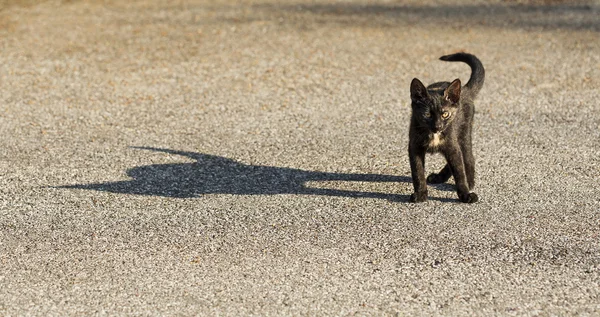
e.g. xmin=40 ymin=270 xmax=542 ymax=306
xmin=458 ymin=192 xmax=478 ymax=203
xmin=410 ymin=192 xmax=428 ymax=203
xmin=427 ymin=173 xmax=447 ymax=184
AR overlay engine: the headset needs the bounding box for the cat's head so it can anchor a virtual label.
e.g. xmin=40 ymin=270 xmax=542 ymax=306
xmin=410 ymin=78 xmax=461 ymax=133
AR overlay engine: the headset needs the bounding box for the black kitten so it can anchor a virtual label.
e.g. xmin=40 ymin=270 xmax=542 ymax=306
xmin=408 ymin=53 xmax=485 ymax=203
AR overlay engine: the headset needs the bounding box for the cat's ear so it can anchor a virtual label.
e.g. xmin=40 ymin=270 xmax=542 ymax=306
xmin=410 ymin=78 xmax=429 ymax=102
xmin=444 ymin=79 xmax=461 ymax=104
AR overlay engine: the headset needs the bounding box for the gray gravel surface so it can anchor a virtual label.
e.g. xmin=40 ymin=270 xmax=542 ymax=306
xmin=1 ymin=0 xmax=599 ymax=315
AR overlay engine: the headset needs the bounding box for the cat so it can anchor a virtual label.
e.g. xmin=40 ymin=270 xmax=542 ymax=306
xmin=408 ymin=52 xmax=485 ymax=203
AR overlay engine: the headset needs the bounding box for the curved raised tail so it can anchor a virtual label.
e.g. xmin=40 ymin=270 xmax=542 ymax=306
xmin=440 ymin=53 xmax=485 ymax=98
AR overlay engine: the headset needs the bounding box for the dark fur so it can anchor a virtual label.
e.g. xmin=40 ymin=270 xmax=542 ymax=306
xmin=408 ymin=53 xmax=485 ymax=203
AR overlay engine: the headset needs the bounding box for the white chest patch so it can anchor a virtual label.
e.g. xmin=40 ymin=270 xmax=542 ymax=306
xmin=429 ymin=133 xmax=444 ymax=148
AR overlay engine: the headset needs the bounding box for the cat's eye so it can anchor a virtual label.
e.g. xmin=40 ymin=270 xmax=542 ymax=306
xmin=441 ymin=111 xmax=450 ymax=119
xmin=424 ymin=112 xmax=432 ymax=118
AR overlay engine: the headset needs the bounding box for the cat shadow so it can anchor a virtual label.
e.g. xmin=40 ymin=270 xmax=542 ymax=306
xmin=59 ymin=147 xmax=454 ymax=202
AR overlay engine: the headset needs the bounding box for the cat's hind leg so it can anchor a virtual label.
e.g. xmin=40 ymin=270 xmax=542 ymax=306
xmin=427 ymin=164 xmax=452 ymax=184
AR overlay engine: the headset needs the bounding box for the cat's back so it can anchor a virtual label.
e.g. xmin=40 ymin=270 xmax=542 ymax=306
xmin=426 ymin=81 xmax=451 ymax=96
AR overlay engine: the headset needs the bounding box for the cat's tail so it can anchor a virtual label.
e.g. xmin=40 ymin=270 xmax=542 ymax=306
xmin=440 ymin=53 xmax=485 ymax=98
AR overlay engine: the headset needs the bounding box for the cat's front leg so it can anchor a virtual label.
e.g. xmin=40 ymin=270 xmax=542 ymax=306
xmin=444 ymin=148 xmax=478 ymax=203
xmin=409 ymin=146 xmax=428 ymax=203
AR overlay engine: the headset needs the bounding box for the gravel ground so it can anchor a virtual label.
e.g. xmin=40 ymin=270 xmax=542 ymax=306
xmin=1 ymin=0 xmax=599 ymax=315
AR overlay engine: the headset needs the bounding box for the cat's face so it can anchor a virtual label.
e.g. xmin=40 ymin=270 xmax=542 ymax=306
xmin=410 ymin=78 xmax=461 ymax=134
